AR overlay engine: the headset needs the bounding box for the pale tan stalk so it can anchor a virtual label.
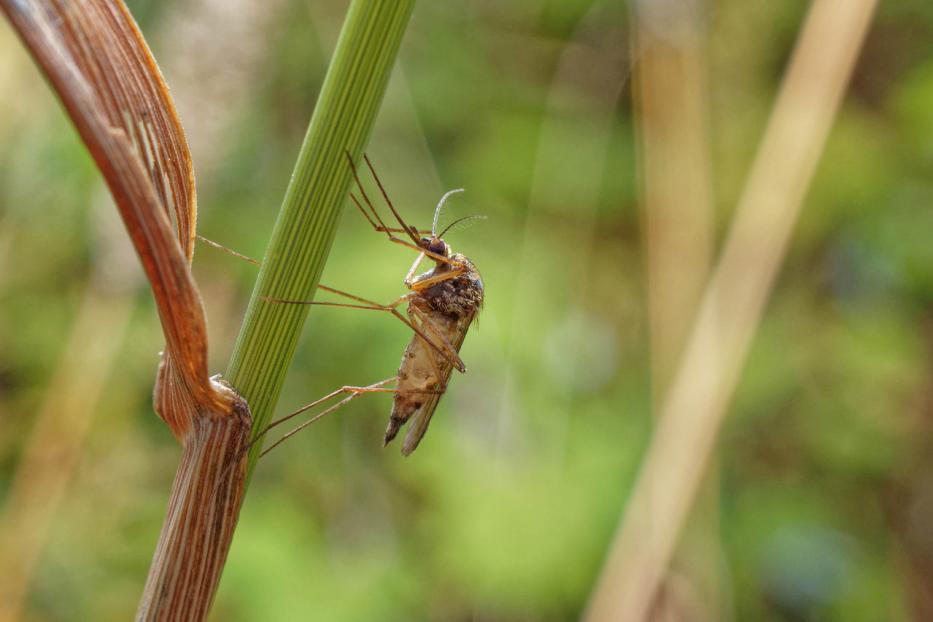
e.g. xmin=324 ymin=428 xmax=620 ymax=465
xmin=633 ymin=1 xmax=716 ymax=619
xmin=584 ymin=1 xmax=878 ymax=619
xmin=0 ymin=284 xmax=134 ymax=622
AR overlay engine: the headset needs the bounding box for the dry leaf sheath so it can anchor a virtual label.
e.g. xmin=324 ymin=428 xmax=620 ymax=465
xmin=0 ymin=0 xmax=246 ymax=432
xmin=1 ymin=0 xmax=250 ymax=619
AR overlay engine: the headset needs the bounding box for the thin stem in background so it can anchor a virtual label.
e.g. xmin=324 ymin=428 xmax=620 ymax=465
xmin=584 ymin=0 xmax=878 ymax=619
xmin=632 ymin=0 xmax=717 ymax=619
xmin=0 ymin=201 xmax=138 ymax=622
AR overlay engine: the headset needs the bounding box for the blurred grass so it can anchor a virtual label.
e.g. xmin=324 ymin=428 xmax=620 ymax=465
xmin=1 ymin=1 xmax=933 ymax=621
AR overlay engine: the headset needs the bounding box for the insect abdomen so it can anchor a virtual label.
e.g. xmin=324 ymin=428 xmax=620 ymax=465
xmin=384 ymin=307 xmax=465 ymax=450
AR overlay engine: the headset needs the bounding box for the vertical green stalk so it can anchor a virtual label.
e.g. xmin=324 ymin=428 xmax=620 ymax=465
xmin=226 ymin=0 xmax=416 ymax=480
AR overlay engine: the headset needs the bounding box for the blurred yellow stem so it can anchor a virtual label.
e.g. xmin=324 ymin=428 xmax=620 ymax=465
xmin=633 ymin=1 xmax=717 ymax=619
xmin=0 ymin=287 xmax=134 ymax=622
xmin=584 ymin=0 xmax=878 ymax=619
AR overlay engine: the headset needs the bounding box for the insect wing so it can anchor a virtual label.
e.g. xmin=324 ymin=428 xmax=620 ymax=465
xmin=401 ymin=312 xmax=474 ymax=455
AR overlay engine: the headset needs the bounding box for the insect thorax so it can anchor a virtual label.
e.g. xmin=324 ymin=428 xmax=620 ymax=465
xmin=419 ymin=253 xmax=483 ymax=319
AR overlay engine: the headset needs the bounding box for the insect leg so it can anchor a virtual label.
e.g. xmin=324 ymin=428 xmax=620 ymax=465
xmin=262 ymin=286 xmax=467 ymax=372
xmin=346 ymin=152 xmax=419 ymax=245
xmin=194 ymin=234 xmax=452 ymax=319
xmin=404 ymin=252 xmax=426 ymax=287
xmin=194 ymin=236 xmax=466 ymax=372
xmin=361 ymin=153 xmax=424 ymax=244
xmin=347 ymin=192 xmax=419 ymax=240
xmin=398 ymin=341 xmax=452 ymax=456
xmin=345 ymin=153 xmax=459 ymax=266
xmin=409 ymin=305 xmax=468 ymax=374
xmin=256 ymin=377 xmax=397 ymax=457
xmin=408 ymin=266 xmax=467 ymax=291
xmin=197 ymin=208 xmax=451 ymax=268
xmin=196 ymin=235 xmax=261 ymax=265
xmin=346 ymin=189 xmax=446 ymax=259
xmin=260 ymin=379 xmax=444 ymax=458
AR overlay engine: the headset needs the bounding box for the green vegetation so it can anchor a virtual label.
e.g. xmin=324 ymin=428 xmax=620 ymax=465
xmin=1 ymin=1 xmax=932 ymax=620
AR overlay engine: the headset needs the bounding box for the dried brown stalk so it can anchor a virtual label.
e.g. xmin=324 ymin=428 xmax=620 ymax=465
xmin=1 ymin=0 xmax=249 ymax=618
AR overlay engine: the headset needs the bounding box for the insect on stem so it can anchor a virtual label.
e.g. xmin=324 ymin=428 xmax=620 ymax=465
xmin=210 ymin=152 xmax=485 ymax=457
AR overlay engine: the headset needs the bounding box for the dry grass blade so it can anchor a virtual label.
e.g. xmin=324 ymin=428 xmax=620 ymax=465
xmin=1 ymin=2 xmax=251 ymax=619
xmin=0 ymin=0 xmax=241 ymax=436
xmin=584 ymin=0 xmax=879 ymax=619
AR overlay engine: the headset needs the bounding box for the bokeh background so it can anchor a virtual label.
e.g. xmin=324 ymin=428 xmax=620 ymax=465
xmin=1 ymin=1 xmax=932 ymax=620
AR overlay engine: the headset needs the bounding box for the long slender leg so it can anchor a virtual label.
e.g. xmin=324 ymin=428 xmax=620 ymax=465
xmin=262 ymin=286 xmax=466 ymax=372
xmin=346 ymin=191 xmax=456 ymax=265
xmin=344 ymin=152 xmax=458 ymax=266
xmin=317 ymin=282 xmax=468 ymax=374
xmin=318 ymin=285 xmax=410 ymax=310
xmin=409 ymin=305 xmax=467 ymax=374
xmin=259 ymin=379 xmax=444 ymax=458
xmin=260 ymin=395 xmax=357 ymax=458
xmin=348 ymin=196 xmax=454 ymax=265
xmin=256 ymin=377 xmax=396 ymax=457
xmin=197 ymin=208 xmax=449 ymax=268
xmin=346 ymin=152 xmax=419 ymax=245
xmin=361 ymin=153 xmax=422 ymax=244
xmin=263 ymin=378 xmax=396 ymax=435
xmin=196 ymin=235 xmax=261 ymax=265
xmin=197 ymin=200 xmax=451 ymax=267
xmin=419 ymin=329 xmax=448 ymax=393
xmin=223 ymin=377 xmax=393 ymax=474
xmin=347 ymin=193 xmax=429 ymax=237
xmin=195 ymin=233 xmax=464 ymax=361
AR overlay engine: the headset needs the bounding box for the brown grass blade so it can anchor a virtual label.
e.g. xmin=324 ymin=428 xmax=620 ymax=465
xmin=2 ymin=3 xmax=251 ymax=619
xmin=0 ymin=0 xmax=241 ymax=438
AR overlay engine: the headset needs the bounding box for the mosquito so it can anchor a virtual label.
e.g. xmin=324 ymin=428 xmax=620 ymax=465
xmin=208 ymin=153 xmax=484 ymax=457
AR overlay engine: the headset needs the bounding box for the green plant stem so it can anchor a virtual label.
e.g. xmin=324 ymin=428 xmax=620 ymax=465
xmin=225 ymin=0 xmax=416 ymax=480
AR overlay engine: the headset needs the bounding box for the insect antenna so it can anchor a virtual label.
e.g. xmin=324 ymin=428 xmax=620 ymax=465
xmin=438 ymin=214 xmax=487 ymax=239
xmin=432 ymin=188 xmax=465 ymax=236
xmin=363 ymin=154 xmax=421 ymax=244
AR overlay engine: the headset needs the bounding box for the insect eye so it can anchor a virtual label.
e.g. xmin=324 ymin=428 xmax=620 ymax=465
xmin=428 ymin=239 xmax=447 ymax=256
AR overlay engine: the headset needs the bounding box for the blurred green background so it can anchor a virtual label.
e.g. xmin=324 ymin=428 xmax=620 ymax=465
xmin=1 ymin=1 xmax=933 ymax=620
